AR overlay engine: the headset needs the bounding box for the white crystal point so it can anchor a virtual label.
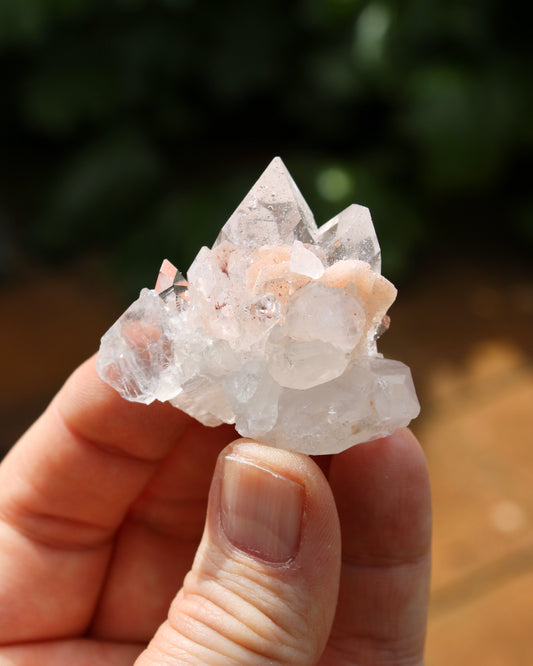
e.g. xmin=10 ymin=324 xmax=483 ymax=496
xmin=155 ymin=259 xmax=189 ymax=309
xmin=155 ymin=259 xmax=179 ymax=293
xmin=96 ymin=158 xmax=420 ymax=455
xmin=214 ymin=156 xmax=317 ymax=248
xmin=95 ymin=288 xmax=181 ymax=404
xmin=317 ymin=204 xmax=381 ymax=272
xmin=266 ymin=358 xmax=420 ymax=455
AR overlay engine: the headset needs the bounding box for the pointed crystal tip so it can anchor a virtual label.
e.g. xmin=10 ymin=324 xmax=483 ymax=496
xmin=317 ymin=204 xmax=381 ymax=271
xmin=213 ymin=156 xmax=317 ymax=249
xmin=155 ymin=259 xmax=180 ymax=293
xmin=155 ymin=259 xmax=188 ymax=306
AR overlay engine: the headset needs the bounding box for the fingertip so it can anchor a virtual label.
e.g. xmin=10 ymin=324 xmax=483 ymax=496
xmin=140 ymin=440 xmax=342 ymax=665
xmin=210 ymin=439 xmax=341 ymax=569
xmin=329 ymin=428 xmax=432 ymax=561
xmin=56 ymin=354 xmax=192 ymax=460
xmin=325 ymin=428 xmax=432 ymax=665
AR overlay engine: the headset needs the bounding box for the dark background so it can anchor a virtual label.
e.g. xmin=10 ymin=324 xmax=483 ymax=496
xmin=1 ymin=2 xmax=533 ymax=662
xmin=1 ymin=0 xmax=531 ymax=293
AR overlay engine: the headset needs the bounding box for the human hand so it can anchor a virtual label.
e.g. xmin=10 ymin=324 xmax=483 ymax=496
xmin=0 ymin=356 xmax=431 ymax=665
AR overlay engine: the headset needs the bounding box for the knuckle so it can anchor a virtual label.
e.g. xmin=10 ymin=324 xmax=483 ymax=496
xmin=164 ymin=565 xmax=317 ymax=665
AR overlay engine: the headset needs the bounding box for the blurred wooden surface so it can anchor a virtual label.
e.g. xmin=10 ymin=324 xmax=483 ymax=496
xmin=1 ymin=257 xmax=532 ymax=664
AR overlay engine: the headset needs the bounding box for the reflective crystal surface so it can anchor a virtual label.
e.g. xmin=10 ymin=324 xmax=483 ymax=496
xmin=96 ymin=157 xmax=420 ymax=454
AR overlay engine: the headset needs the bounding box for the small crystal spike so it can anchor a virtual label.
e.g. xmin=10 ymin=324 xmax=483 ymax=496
xmin=155 ymin=259 xmax=180 ymax=293
xmin=156 ymin=259 xmax=188 ymax=306
xmin=374 ymin=314 xmax=391 ymax=340
xmin=317 ymin=204 xmax=381 ymax=272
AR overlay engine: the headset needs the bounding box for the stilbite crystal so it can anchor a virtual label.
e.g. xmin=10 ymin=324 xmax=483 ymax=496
xmin=96 ymin=157 xmax=420 ymax=454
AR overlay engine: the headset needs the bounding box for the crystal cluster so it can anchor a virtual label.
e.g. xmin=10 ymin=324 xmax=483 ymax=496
xmin=96 ymin=157 xmax=420 ymax=454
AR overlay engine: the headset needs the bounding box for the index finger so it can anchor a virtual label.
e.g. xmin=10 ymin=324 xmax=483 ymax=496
xmin=323 ymin=429 xmax=432 ymax=664
xmin=0 ymin=355 xmax=191 ymax=644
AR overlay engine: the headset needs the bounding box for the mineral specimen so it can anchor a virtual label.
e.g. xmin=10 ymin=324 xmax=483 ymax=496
xmin=96 ymin=157 xmax=420 ymax=454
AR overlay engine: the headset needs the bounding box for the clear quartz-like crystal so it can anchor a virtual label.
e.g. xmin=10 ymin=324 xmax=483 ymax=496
xmin=96 ymin=157 xmax=420 ymax=454
xmin=213 ymin=157 xmax=316 ymax=248
xmin=318 ymin=204 xmax=381 ymax=271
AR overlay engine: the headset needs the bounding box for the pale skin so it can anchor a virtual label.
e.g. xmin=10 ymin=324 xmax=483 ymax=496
xmin=0 ymin=355 xmax=431 ymax=665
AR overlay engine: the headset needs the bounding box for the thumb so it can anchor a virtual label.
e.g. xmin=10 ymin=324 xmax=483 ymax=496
xmin=136 ymin=439 xmax=341 ymax=666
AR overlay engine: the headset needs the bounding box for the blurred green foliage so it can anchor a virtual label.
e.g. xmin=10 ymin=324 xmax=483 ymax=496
xmin=0 ymin=0 xmax=531 ymax=293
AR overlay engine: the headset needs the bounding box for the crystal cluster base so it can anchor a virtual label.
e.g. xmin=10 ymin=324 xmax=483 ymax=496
xmin=96 ymin=157 xmax=420 ymax=454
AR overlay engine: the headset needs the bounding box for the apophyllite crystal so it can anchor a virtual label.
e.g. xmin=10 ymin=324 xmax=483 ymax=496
xmin=96 ymin=157 xmax=420 ymax=454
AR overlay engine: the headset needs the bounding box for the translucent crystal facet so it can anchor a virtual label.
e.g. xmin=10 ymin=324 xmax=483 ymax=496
xmin=318 ymin=204 xmax=381 ymax=271
xmin=96 ymin=157 xmax=420 ymax=454
xmin=213 ymin=157 xmax=316 ymax=248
